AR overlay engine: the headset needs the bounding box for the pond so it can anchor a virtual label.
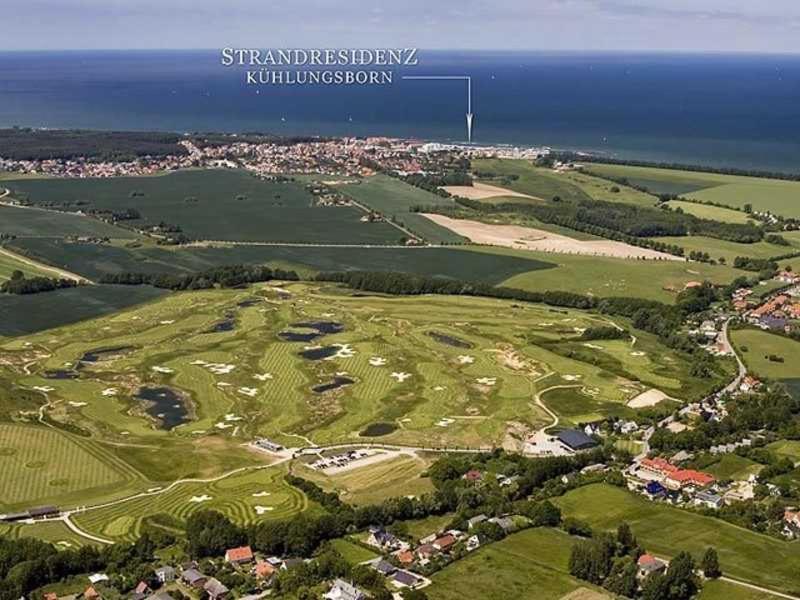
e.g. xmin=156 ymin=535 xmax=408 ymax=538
xmin=207 ymin=313 xmax=236 ymax=332
xmin=428 ymin=331 xmax=473 ymax=349
xmin=279 ymin=321 xmax=344 ymax=343
xmin=43 ymin=369 xmax=80 ymax=380
xmin=360 ymin=422 xmax=397 ymax=437
xmin=135 ymin=386 xmax=190 ymax=430
xmin=299 ymin=346 xmax=339 ymax=361
xmin=80 ymin=346 xmax=135 ymax=363
xmin=312 ymin=376 xmax=354 ymax=394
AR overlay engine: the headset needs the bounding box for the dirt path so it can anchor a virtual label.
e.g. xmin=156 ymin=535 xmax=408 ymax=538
xmin=0 ymin=246 xmax=91 ymax=283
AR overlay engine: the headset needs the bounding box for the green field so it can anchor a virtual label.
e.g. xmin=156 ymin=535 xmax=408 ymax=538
xmin=0 ymin=284 xmax=168 ymax=336
xmin=730 ymin=328 xmax=800 ymax=380
xmin=766 ymin=439 xmax=800 ymax=462
xmin=586 ymin=164 xmax=800 ymax=218
xmin=4 ymin=170 xmax=402 ymax=245
xmin=654 ymin=235 xmax=800 ymax=264
xmin=328 ymin=538 xmax=379 ymax=564
xmin=488 ymin=246 xmax=745 ymax=303
xmin=472 ymin=159 xmax=592 ymax=203
xmin=704 ymin=454 xmax=763 ymax=481
xmin=0 ymin=204 xmax=137 ymax=239
xmin=338 ymin=175 xmax=465 ymax=243
xmin=555 ymin=484 xmax=800 ymax=595
xmin=427 ymin=527 xmax=607 ymax=600
xmin=0 ymin=520 xmax=95 ymax=549
xmin=663 ymin=200 xmax=755 ymax=225
xmin=6 ymin=238 xmax=553 ymax=285
xmin=698 ymin=580 xmax=776 ymax=600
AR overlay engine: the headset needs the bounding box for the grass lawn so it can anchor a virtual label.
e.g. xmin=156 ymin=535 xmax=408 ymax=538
xmin=704 ymin=454 xmax=763 ymax=481
xmin=663 ymin=200 xmax=754 ymax=225
xmin=402 ymin=513 xmax=455 ymax=542
xmin=766 ymin=440 xmax=800 ymax=462
xmin=0 ymin=520 xmax=96 ymax=548
xmin=472 ymin=159 xmax=592 ymax=203
xmin=329 ymin=538 xmax=379 ymax=564
xmin=585 ymin=164 xmax=800 ymax=219
xmin=427 ymin=527 xmax=608 ymax=600
xmin=338 ymin=175 xmax=465 ymax=243
xmin=559 ymin=170 xmax=658 ymax=207
xmin=698 ymin=579 xmax=776 ymax=600
xmin=4 ymin=169 xmax=402 ymax=245
xmin=730 ymin=328 xmax=800 ymax=380
xmin=555 ymin=483 xmax=800 ymax=595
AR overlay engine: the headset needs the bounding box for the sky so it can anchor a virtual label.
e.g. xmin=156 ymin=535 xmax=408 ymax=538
xmin=5 ymin=0 xmax=800 ymax=53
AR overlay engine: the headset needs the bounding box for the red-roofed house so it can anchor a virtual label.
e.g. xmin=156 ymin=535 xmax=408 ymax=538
xmin=463 ymin=470 xmax=483 ymax=482
xmin=225 ymin=546 xmax=254 ymax=565
xmin=637 ymin=554 xmax=666 ymax=578
xmin=665 ymin=469 xmax=715 ymax=490
xmin=255 ymin=560 xmax=276 ymax=580
xmin=433 ymin=534 xmax=456 ymax=552
xmin=395 ymin=549 xmax=415 ymax=565
xmin=639 ymin=457 xmax=679 ymax=478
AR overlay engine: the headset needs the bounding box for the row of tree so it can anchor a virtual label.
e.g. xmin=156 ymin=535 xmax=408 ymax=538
xmin=98 ymin=264 xmax=299 ymax=290
xmin=0 ymin=271 xmax=79 ymax=295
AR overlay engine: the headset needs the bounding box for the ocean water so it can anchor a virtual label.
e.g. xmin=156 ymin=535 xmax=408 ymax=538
xmin=0 ymin=50 xmax=799 ymax=172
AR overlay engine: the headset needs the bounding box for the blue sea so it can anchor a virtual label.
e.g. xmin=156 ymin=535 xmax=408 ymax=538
xmin=1 ymin=50 xmax=799 ymax=173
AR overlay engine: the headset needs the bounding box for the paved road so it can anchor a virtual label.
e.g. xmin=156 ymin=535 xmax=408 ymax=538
xmin=719 ymin=317 xmax=747 ymax=395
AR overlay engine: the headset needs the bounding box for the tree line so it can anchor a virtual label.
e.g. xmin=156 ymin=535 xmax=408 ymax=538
xmin=0 ymin=271 xmax=79 ymax=295
xmin=98 ymin=264 xmax=299 ymax=290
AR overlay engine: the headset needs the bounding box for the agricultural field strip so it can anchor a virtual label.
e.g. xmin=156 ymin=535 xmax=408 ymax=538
xmin=0 ymin=246 xmax=91 ymax=283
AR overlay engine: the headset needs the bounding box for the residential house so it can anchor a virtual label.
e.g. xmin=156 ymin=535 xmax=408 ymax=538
xmin=644 ymin=481 xmax=667 ymax=500
xmin=181 ymin=568 xmax=207 ymax=588
xmin=392 ymin=570 xmax=423 ymax=589
xmin=366 ymin=527 xmax=401 ymax=550
xmin=372 ymin=560 xmax=396 ymax=576
xmin=255 ymin=560 xmax=277 ymax=582
xmin=432 ymin=534 xmax=456 ymax=553
xmin=395 ymin=549 xmax=415 ymax=565
xmin=83 ymin=587 xmax=100 ymax=600
xmin=463 ymin=469 xmax=483 ymax=483
xmin=466 ymin=535 xmax=481 ymax=552
xmin=488 ymin=516 xmax=517 ymax=533
xmin=203 ymin=578 xmax=229 ymax=600
xmin=467 ymin=514 xmax=488 ymax=529
xmin=225 ymin=545 xmax=254 ymax=565
xmin=665 ymin=469 xmax=715 ymax=491
xmin=416 ymin=543 xmax=437 ymax=562
xmin=324 ymin=579 xmax=366 ymax=600
xmin=637 ymin=554 xmax=666 ymax=579
xmin=281 ymin=558 xmax=305 ymax=570
xmin=694 ymin=491 xmax=724 ymax=510
xmin=131 ymin=581 xmax=152 ymax=600
xmin=784 ymin=509 xmax=800 ymax=538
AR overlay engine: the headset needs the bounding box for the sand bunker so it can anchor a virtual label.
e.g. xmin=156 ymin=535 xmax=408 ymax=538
xmin=563 ymin=375 xmax=582 ymax=381
xmin=442 ymin=182 xmax=535 ymax=200
xmin=68 ymin=401 xmax=87 ymax=407
xmin=151 ymin=366 xmax=174 ymax=374
xmin=32 ymin=386 xmax=55 ymax=393
xmin=422 ymin=214 xmax=682 ymax=261
xmin=252 ymin=491 xmax=271 ymax=497
xmin=101 ymin=388 xmax=118 ymax=396
xmin=369 ymin=357 xmax=387 ymax=366
xmin=433 ymin=385 xmax=446 ymax=391
xmin=189 ymin=495 xmax=212 ymax=503
xmin=476 ymin=377 xmax=497 ymax=386
xmin=329 ymin=344 xmax=355 ymax=359
xmin=583 ymin=343 xmax=604 ymax=350
xmin=254 ymin=373 xmax=273 ymax=381
xmin=391 ymin=372 xmax=411 ymax=382
xmin=159 ymin=320 xmax=175 ymax=325
xmin=627 ymin=388 xmax=675 ymax=408
xmin=457 ymin=355 xmax=475 ymax=364
xmin=238 ymin=387 xmax=258 ymax=397
xmin=254 ymin=506 xmax=274 ymax=514
xmin=224 ymin=414 xmax=243 ymax=421
xmin=436 ymin=418 xmax=455 ymax=427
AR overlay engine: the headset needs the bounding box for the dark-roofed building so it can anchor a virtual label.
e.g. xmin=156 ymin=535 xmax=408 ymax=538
xmin=373 ymin=559 xmax=396 ymax=576
xmin=181 ymin=568 xmax=207 ymax=588
xmin=154 ymin=566 xmax=175 ymax=584
xmin=29 ymin=505 xmax=60 ymax=519
xmin=392 ymin=570 xmax=422 ymax=589
xmin=557 ymin=429 xmax=599 ymax=452
xmin=203 ymin=578 xmax=229 ymax=600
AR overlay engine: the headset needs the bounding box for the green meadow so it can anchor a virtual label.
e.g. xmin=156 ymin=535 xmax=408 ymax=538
xmin=427 ymin=527 xmax=607 ymax=600
xmin=654 ymin=235 xmax=800 ymax=264
xmin=555 ymin=484 xmax=800 ymax=595
xmin=730 ymin=328 xmax=800 ymax=380
xmin=0 ymin=203 xmax=137 ymax=239
xmin=663 ymin=200 xmax=754 ymax=225
xmin=472 ymin=159 xmax=592 ymax=203
xmin=0 ymin=249 xmax=48 ymax=281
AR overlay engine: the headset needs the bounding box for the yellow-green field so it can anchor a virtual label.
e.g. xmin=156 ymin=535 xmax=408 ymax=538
xmin=654 ymin=235 xmax=800 ymax=265
xmin=299 ymin=453 xmax=434 ymax=505
xmin=586 ymin=164 xmax=800 ymax=218
xmin=663 ymin=200 xmax=755 ymax=225
xmin=0 ymin=249 xmax=48 ymax=281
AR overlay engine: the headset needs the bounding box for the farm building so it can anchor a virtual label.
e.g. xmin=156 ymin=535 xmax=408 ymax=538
xmin=556 ymin=429 xmax=599 ymax=452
